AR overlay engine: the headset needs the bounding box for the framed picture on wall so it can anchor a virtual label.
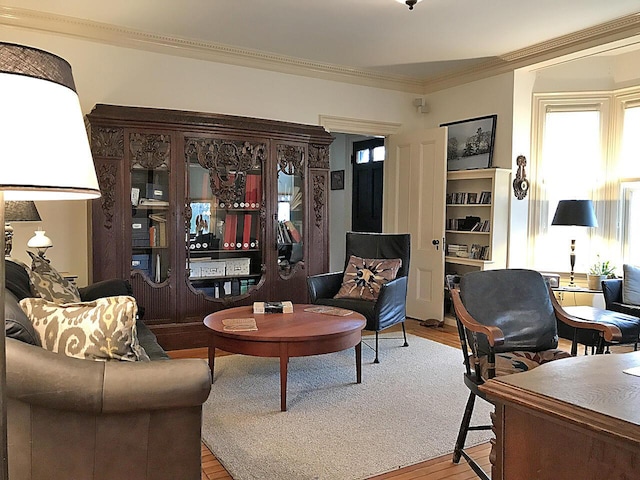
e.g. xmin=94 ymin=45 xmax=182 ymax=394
xmin=330 ymin=170 xmax=345 ymax=190
xmin=441 ymin=115 xmax=497 ymax=171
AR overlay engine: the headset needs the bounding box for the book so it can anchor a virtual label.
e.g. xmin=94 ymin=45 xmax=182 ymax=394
xmin=149 ymin=225 xmax=157 ymax=247
xmin=303 ymin=306 xmax=353 ymax=316
xmin=253 ymin=301 xmax=293 ymax=314
xmin=222 ymin=317 xmax=258 ymax=332
xmin=284 ymin=220 xmax=301 ymax=243
xmin=223 ymin=214 xmax=237 ymax=250
xmin=242 ymin=214 xmax=252 ymax=250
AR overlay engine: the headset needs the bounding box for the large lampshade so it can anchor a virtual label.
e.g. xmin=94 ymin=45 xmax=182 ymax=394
xmin=0 ymin=43 xmax=100 ymax=200
xmin=551 ymin=200 xmax=598 ymax=228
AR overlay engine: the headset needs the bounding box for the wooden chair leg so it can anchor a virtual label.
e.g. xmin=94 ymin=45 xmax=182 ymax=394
xmin=453 ymin=391 xmax=476 ymax=464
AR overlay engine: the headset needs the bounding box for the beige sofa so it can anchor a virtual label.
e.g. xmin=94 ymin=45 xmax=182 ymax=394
xmin=4 ymin=260 xmax=212 ymax=480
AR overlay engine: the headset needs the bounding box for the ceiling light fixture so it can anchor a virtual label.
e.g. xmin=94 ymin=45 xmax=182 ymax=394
xmin=398 ymin=0 xmax=422 ymax=10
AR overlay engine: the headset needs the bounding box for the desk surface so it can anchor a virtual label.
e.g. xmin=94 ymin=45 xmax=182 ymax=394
xmin=482 ymin=351 xmax=640 ymax=429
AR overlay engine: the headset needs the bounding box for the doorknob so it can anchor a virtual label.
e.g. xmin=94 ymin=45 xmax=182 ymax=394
xmin=432 ymin=239 xmax=440 ymax=250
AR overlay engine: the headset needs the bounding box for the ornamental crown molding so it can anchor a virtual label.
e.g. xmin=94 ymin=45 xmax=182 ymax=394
xmin=1 ymin=6 xmax=639 ymax=95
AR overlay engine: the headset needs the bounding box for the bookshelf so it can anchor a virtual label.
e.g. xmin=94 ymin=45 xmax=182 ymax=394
xmin=445 ymin=168 xmax=510 ymax=276
xmin=88 ymin=104 xmax=333 ymax=350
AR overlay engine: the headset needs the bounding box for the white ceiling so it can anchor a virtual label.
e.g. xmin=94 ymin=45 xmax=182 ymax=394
xmin=5 ymin=0 xmax=640 ymax=80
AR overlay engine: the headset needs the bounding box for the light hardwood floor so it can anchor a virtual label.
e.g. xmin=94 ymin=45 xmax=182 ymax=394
xmin=172 ymin=316 xmax=634 ymax=480
xmin=170 ymin=319 xmax=496 ymax=480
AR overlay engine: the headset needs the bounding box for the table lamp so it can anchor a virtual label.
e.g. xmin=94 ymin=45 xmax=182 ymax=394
xmin=551 ymin=199 xmax=598 ymax=287
xmin=0 ymin=42 xmax=101 ymax=478
xmin=4 ymin=201 xmax=41 ymax=257
xmin=27 ymin=228 xmax=53 ymax=258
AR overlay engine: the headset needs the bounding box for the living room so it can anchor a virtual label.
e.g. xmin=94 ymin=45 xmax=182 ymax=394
xmin=2 ymin=2 xmax=640 ymax=479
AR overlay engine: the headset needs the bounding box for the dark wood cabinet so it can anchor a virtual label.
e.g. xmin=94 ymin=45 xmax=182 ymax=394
xmin=87 ymin=104 xmax=333 ymax=350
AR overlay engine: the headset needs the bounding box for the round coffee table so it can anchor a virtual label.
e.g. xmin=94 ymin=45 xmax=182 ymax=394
xmin=204 ymin=304 xmax=366 ymax=411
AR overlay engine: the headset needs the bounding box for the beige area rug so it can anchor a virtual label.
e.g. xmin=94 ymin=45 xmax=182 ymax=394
xmin=201 ymin=334 xmax=493 ymax=480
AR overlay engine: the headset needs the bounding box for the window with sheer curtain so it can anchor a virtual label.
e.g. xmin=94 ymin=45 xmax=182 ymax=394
xmin=529 ymin=90 xmax=640 ymax=276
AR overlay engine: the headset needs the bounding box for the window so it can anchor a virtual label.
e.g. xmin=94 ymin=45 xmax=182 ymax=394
xmin=530 ymin=90 xmax=640 ymax=275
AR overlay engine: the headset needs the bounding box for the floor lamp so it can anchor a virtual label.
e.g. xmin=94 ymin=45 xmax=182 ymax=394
xmin=0 ymin=43 xmax=101 ymax=479
xmin=551 ymin=199 xmax=598 ymax=287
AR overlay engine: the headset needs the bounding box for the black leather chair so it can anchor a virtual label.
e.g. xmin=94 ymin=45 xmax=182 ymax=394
xmin=449 ymin=269 xmax=621 ymax=480
xmin=307 ymin=232 xmax=410 ymax=363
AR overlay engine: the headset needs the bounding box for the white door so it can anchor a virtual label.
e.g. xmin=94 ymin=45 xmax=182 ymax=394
xmin=384 ymin=127 xmax=447 ymax=322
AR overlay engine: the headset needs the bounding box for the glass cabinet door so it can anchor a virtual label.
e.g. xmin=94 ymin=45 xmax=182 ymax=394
xmin=276 ymin=144 xmax=305 ymax=275
xmin=185 ymin=137 xmax=265 ymax=298
xmin=130 ymin=133 xmax=171 ymax=283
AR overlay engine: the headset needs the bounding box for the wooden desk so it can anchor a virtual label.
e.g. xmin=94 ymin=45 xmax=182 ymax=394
xmin=480 ymin=352 xmax=640 ymax=480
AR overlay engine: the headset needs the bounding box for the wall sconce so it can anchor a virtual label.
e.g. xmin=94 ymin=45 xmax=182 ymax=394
xmin=413 ymin=97 xmax=430 ymax=114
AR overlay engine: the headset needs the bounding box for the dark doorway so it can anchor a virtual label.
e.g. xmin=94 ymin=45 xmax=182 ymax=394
xmin=352 ymin=138 xmax=384 ymax=233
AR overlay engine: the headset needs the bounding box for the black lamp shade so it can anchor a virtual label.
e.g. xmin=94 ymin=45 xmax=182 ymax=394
xmin=5 ymin=201 xmax=41 ymax=222
xmin=551 ymin=200 xmax=598 ymax=228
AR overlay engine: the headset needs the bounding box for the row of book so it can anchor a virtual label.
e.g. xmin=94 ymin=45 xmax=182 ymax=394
xmin=446 ymin=218 xmax=490 ymax=232
xmin=218 ymin=173 xmax=262 ymax=210
xmin=222 ymin=213 xmax=260 ymax=250
xmin=148 ymin=223 xmax=167 ymax=247
xmin=277 ymin=220 xmax=302 ymax=245
xmin=446 ymin=191 xmax=492 ymax=205
xmin=469 ymin=244 xmax=490 ymax=260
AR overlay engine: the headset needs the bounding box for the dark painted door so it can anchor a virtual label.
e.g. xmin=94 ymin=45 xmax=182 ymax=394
xmin=352 ymin=138 xmax=384 ymax=233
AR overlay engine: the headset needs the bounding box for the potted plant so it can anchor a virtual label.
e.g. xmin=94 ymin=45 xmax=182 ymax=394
xmin=587 ymin=256 xmax=615 ymax=290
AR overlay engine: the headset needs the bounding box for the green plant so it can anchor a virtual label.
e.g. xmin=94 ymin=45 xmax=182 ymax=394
xmin=589 ymin=256 xmax=616 ymax=278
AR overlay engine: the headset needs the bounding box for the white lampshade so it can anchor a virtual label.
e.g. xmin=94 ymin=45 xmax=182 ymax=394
xmin=27 ymin=229 xmax=53 ymax=249
xmin=0 ymin=43 xmax=100 ymax=200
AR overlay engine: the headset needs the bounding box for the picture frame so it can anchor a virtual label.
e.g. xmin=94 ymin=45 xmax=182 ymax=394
xmin=441 ymin=115 xmax=497 ymax=171
xmin=330 ymin=170 xmax=345 ymax=190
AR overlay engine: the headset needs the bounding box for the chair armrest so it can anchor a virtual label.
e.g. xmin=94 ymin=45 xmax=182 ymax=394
xmin=450 ymin=288 xmax=505 ymax=347
xmin=602 ymin=278 xmax=623 ymax=308
xmin=549 ymin=288 xmax=622 ymax=343
xmin=307 ymin=272 xmax=343 ymax=302
xmin=375 ymin=276 xmax=407 ymax=314
xmin=79 ymin=279 xmax=133 ymax=301
xmin=6 ymin=339 xmax=211 ymax=414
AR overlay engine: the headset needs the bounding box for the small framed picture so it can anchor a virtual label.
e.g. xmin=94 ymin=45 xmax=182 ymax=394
xmin=441 ymin=115 xmax=497 ymax=171
xmin=330 ymin=170 xmax=345 ymax=190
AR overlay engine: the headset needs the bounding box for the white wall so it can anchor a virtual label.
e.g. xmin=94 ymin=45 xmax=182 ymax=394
xmin=1 ymin=26 xmax=419 ymax=285
xmin=422 ymin=73 xmax=516 ymax=170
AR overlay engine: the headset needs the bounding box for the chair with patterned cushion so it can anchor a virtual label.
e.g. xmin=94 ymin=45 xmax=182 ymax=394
xmin=307 ymin=232 xmax=410 ymax=363
xmin=448 ymin=269 xmax=622 ymax=480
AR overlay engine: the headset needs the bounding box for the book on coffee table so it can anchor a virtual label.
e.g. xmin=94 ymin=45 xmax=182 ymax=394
xmin=222 ymin=318 xmax=258 ymax=331
xmin=303 ymin=306 xmax=353 ymax=316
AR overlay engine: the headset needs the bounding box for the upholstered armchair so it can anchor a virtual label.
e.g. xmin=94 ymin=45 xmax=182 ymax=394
xmin=449 ymin=269 xmax=621 ymax=480
xmin=307 ymin=232 xmax=410 ymax=363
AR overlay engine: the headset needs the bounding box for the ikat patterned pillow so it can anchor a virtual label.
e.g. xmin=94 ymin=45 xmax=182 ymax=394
xmin=334 ymin=255 xmax=402 ymax=302
xmin=19 ymin=295 xmax=149 ymax=362
xmin=27 ymin=251 xmax=81 ymax=304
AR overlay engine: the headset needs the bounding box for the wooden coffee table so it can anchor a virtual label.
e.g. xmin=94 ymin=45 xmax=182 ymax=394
xmin=204 ymin=304 xmax=366 ymax=411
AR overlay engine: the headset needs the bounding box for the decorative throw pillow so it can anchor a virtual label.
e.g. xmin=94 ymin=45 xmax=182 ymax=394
xmin=27 ymin=251 xmax=81 ymax=304
xmin=19 ymin=295 xmax=149 ymax=362
xmin=622 ymin=264 xmax=640 ymax=306
xmin=334 ymin=255 xmax=402 ymax=302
